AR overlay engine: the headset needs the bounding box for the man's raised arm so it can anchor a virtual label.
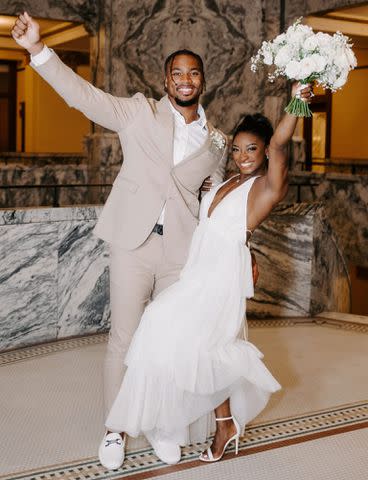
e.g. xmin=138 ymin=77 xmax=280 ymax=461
xmin=11 ymin=12 xmax=142 ymax=132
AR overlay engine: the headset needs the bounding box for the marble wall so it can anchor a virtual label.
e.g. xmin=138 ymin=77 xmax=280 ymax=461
xmin=0 ymin=153 xmax=110 ymax=207
xmin=0 ymin=0 xmax=361 ymax=349
xmin=0 ymin=203 xmax=350 ymax=351
xmin=3 ymin=155 xmax=366 ymax=270
xmin=248 ymin=203 xmax=350 ymax=317
xmin=107 ymin=0 xmax=265 ymax=134
xmin=0 ymin=207 xmax=109 ymax=351
xmin=2 ymin=0 xmax=364 ymax=130
xmin=2 ymin=0 xmax=364 ymax=179
xmin=286 ymin=173 xmax=368 ymax=268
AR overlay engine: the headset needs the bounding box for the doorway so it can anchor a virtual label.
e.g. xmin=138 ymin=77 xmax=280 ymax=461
xmin=0 ymin=60 xmax=16 ymax=152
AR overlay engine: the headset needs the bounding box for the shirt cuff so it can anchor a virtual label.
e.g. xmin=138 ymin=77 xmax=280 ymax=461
xmin=30 ymin=45 xmax=54 ymax=67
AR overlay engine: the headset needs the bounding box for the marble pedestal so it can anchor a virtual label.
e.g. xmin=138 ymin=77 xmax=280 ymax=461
xmin=0 ymin=207 xmax=109 ymax=351
xmin=248 ymin=203 xmax=350 ymax=318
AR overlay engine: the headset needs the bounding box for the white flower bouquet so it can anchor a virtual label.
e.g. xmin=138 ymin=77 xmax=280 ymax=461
xmin=251 ymin=18 xmax=357 ymax=117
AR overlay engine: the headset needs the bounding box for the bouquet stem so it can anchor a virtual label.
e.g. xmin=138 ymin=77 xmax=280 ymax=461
xmin=285 ymin=96 xmax=312 ymax=117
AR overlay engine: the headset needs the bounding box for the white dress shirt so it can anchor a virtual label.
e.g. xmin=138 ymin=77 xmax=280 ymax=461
xmin=30 ymin=44 xmax=53 ymax=66
xmin=157 ymin=101 xmax=208 ymax=224
xmin=31 ymin=46 xmax=209 ymax=226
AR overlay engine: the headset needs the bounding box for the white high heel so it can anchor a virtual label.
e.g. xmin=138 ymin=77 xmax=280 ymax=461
xmin=199 ymin=416 xmax=241 ymax=463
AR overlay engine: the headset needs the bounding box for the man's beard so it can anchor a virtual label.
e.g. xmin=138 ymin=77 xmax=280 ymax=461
xmin=174 ymin=95 xmax=200 ymax=107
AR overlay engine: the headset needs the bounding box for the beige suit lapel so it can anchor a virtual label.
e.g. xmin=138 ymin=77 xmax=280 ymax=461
xmin=173 ymin=121 xmax=222 ymax=170
xmin=155 ymin=99 xmax=223 ymax=171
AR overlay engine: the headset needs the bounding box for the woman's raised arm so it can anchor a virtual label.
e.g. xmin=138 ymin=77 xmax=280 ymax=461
xmin=265 ymin=83 xmax=313 ymax=203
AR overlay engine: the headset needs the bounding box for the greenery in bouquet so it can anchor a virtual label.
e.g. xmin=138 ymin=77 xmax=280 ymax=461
xmin=251 ymin=18 xmax=357 ymax=117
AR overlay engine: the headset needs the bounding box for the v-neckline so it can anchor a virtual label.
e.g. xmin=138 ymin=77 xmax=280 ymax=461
xmin=207 ymin=175 xmax=246 ymax=219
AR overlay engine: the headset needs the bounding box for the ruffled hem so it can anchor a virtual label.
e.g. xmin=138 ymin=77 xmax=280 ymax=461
xmin=105 ymin=339 xmax=281 ymax=444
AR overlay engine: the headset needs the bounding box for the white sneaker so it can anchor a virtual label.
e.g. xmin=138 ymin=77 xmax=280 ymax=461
xmin=98 ymin=432 xmax=125 ymax=470
xmin=150 ymin=437 xmax=181 ymax=465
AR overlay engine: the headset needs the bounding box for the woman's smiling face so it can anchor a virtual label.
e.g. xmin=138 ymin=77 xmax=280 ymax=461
xmin=232 ymin=131 xmax=268 ymax=175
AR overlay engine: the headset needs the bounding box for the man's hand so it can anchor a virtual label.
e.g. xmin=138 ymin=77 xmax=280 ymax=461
xmin=11 ymin=12 xmax=43 ymax=55
xmin=251 ymin=252 xmax=259 ymax=286
xmin=201 ymin=176 xmax=213 ymax=193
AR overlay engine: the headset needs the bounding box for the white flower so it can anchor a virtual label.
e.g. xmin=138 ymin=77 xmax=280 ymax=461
xmin=309 ymin=54 xmax=326 ymax=72
xmin=258 ymin=41 xmax=274 ymax=65
xmin=321 ymin=68 xmax=337 ymax=88
xmin=285 ymin=60 xmax=301 ymax=79
xmin=319 ymin=46 xmax=336 ymax=66
xmin=210 ymin=130 xmax=226 ymax=150
xmin=275 ymin=45 xmax=293 ymax=68
xmin=303 ymin=35 xmax=319 ymax=51
xmin=297 ymin=24 xmax=314 ymax=36
xmin=333 ymin=69 xmax=348 ymax=89
xmin=315 ymin=31 xmax=332 ymax=47
xmin=298 ymin=57 xmax=317 ymax=78
xmin=286 ymin=23 xmax=313 ymax=47
xmin=334 ymin=46 xmax=357 ymax=70
xmin=274 ymin=33 xmax=286 ymax=45
xmin=286 ymin=31 xmax=305 ymax=47
xmin=345 ymin=47 xmax=357 ymax=68
xmin=263 ymin=46 xmax=273 ymax=65
xmin=263 ymin=49 xmax=273 ymax=65
xmin=250 ymin=18 xmax=356 ymax=95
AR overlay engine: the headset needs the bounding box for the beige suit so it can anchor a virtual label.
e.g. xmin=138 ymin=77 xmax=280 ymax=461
xmin=32 ymin=53 xmax=228 ymax=416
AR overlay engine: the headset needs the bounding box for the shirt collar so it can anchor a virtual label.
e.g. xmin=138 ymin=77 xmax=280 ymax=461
xmin=168 ymin=100 xmax=207 ymax=129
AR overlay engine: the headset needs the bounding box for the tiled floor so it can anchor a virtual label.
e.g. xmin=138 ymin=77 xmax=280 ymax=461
xmin=0 ymin=317 xmax=367 ymax=480
xmin=152 ymin=428 xmax=368 ymax=480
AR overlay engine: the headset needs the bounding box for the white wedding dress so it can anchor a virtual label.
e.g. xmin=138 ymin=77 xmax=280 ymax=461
xmin=105 ymin=176 xmax=281 ymax=445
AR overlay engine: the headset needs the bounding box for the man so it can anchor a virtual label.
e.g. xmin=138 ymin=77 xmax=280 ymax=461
xmin=12 ymin=12 xmax=229 ymax=469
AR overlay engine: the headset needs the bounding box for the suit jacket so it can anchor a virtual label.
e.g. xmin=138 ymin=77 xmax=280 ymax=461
xmin=32 ymin=54 xmax=228 ymax=263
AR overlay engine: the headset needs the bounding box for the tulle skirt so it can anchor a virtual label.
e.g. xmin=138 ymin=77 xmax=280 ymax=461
xmin=105 ymin=220 xmax=281 ymax=445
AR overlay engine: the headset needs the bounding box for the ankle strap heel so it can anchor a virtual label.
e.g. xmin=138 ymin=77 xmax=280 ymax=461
xmin=199 ymin=416 xmax=241 ymax=463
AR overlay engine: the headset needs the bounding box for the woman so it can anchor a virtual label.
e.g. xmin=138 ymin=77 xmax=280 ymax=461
xmin=104 ymin=83 xmax=313 ymax=465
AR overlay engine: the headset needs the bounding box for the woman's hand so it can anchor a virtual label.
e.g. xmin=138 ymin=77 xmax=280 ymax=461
xmin=251 ymin=252 xmax=259 ymax=286
xmin=201 ymin=176 xmax=213 ymax=193
xmin=291 ymin=82 xmax=314 ymax=103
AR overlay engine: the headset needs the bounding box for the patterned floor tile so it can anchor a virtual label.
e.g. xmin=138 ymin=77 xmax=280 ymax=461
xmin=3 ymin=402 xmax=366 ymax=480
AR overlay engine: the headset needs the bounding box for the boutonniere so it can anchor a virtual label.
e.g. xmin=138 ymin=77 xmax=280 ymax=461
xmin=210 ymin=130 xmax=226 ymax=150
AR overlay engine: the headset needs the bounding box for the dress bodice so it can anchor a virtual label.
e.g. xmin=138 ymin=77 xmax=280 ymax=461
xmin=199 ymin=176 xmax=258 ymax=244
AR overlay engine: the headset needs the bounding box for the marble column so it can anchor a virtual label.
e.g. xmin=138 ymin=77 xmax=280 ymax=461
xmin=286 ymin=173 xmax=368 ymax=268
xmin=248 ymin=203 xmax=350 ymax=318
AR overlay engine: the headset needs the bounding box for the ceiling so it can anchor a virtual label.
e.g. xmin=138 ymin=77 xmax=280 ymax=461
xmin=0 ymin=15 xmax=89 ymax=53
xmin=325 ymin=4 xmax=368 ymax=22
xmin=306 ymin=3 xmax=368 ymax=49
xmin=0 ymin=5 xmax=367 ymax=55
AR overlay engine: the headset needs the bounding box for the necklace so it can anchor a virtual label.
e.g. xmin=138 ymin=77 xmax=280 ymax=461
xmin=235 ymin=172 xmax=260 ymax=184
xmin=234 ymin=173 xmax=249 ymax=184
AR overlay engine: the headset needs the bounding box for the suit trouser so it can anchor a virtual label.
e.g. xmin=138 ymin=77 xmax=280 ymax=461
xmin=104 ymin=231 xmax=183 ymax=420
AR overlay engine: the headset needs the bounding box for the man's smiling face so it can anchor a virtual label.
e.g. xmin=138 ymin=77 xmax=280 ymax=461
xmin=165 ymin=54 xmax=204 ymax=107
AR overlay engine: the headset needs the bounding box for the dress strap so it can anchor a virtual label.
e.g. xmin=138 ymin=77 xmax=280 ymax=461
xmin=243 ymin=175 xmax=260 ymax=242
